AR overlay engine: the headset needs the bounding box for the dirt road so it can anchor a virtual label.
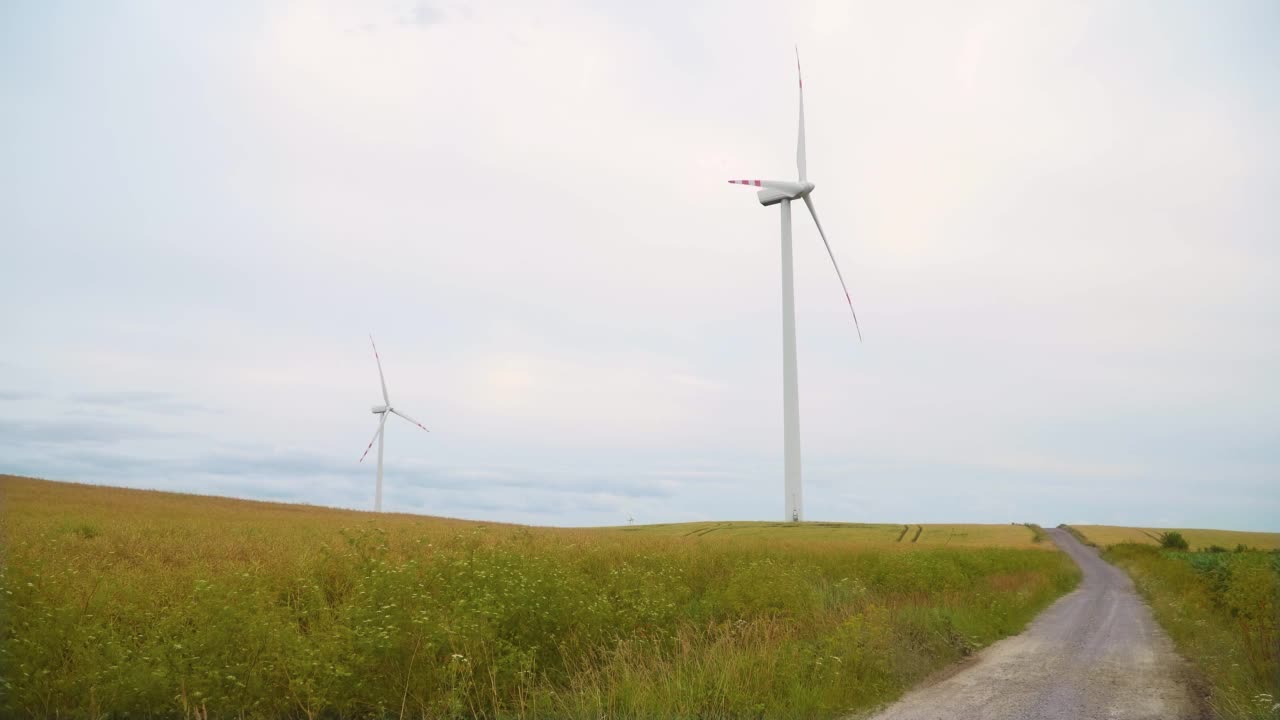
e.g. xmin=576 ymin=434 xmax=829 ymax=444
xmin=861 ymin=528 xmax=1201 ymax=720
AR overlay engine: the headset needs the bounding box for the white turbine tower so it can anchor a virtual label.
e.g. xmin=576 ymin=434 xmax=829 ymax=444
xmin=728 ymin=50 xmax=861 ymax=523
xmin=359 ymin=335 xmax=430 ymax=512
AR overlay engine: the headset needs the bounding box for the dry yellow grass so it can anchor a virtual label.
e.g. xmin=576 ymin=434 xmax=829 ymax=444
xmin=913 ymin=524 xmax=1047 ymax=549
xmin=602 ymin=521 xmax=1048 ymax=549
xmin=0 ymin=476 xmax=1043 ymax=550
xmin=1071 ymin=524 xmax=1280 ymax=550
xmin=606 ymin=521 xmax=904 ymax=543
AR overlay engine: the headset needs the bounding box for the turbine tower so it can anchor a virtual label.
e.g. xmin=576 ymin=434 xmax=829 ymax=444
xmin=727 ymin=50 xmax=861 ymax=522
xmin=359 ymin=335 xmax=430 ymax=512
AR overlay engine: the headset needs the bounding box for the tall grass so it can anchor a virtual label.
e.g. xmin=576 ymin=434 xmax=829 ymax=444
xmin=1106 ymin=543 xmax=1279 ymax=720
xmin=1 ymin=476 xmax=1079 ymax=718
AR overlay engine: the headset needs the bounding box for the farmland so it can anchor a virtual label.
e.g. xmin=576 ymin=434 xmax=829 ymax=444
xmin=609 ymin=521 xmax=1048 ymax=549
xmin=1069 ymin=525 xmax=1280 ymax=551
xmin=0 ymin=475 xmax=1078 ymax=719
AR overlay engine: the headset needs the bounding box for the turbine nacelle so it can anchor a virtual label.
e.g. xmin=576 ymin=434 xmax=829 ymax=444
xmin=371 ymin=404 xmax=389 ymax=414
xmin=758 ymin=183 xmax=814 ymax=207
xmin=726 ymin=179 xmax=815 ymax=207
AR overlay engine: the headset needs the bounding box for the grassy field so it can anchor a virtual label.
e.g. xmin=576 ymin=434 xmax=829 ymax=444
xmin=1070 ymin=525 xmax=1280 ymax=551
xmin=1105 ymin=544 xmax=1278 ymax=720
xmin=0 ymin=475 xmax=1078 ymax=719
xmin=605 ymin=521 xmax=1049 ymax=549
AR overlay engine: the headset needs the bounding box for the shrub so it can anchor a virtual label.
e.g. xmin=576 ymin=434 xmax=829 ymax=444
xmin=1158 ymin=531 xmax=1189 ymax=550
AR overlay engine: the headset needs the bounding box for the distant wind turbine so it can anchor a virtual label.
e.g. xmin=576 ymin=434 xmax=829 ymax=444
xmin=727 ymin=49 xmax=861 ymax=523
xmin=359 ymin=335 xmax=430 ymax=512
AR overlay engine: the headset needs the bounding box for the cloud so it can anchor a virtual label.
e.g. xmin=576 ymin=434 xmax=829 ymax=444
xmin=402 ymin=1 xmax=446 ymax=28
xmin=68 ymin=390 xmax=214 ymax=414
xmin=0 ymin=0 xmax=1276 ymax=530
xmin=0 ymin=417 xmax=175 ymax=446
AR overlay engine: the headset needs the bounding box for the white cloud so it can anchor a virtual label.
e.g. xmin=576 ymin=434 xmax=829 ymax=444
xmin=1 ymin=0 xmax=1276 ymax=529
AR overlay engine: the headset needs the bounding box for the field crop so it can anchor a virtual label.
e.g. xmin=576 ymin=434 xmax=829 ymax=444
xmin=1071 ymin=525 xmax=1280 ymax=551
xmin=1 ymin=475 xmax=1079 ymax=719
xmin=1105 ymin=543 xmax=1279 ymax=720
xmin=606 ymin=521 xmax=1047 ymax=549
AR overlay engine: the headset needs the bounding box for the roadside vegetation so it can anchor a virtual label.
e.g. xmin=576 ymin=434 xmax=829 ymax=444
xmin=1070 ymin=524 xmax=1280 ymax=551
xmin=1 ymin=476 xmax=1079 ymax=719
xmin=1069 ymin=526 xmax=1279 ymax=720
xmin=1023 ymin=524 xmax=1048 ymax=544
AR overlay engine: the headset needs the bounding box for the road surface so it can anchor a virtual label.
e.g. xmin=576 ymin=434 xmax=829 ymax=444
xmin=860 ymin=528 xmax=1202 ymax=720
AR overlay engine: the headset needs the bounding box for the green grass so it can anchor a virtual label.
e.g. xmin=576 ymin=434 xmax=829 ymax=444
xmin=1105 ymin=544 xmax=1279 ymax=720
xmin=0 ymin=475 xmax=1079 ymax=719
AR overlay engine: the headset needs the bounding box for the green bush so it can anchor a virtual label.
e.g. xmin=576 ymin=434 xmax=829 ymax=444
xmin=1158 ymin=530 xmax=1189 ymax=550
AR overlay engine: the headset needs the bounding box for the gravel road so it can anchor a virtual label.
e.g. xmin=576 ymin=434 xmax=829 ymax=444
xmin=860 ymin=527 xmax=1202 ymax=720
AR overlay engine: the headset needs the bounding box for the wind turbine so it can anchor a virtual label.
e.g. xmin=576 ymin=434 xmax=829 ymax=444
xmin=359 ymin=335 xmax=430 ymax=512
xmin=727 ymin=49 xmax=861 ymax=523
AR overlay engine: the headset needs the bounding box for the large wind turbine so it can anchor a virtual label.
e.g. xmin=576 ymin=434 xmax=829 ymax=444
xmin=728 ymin=50 xmax=861 ymax=523
xmin=359 ymin=335 xmax=430 ymax=512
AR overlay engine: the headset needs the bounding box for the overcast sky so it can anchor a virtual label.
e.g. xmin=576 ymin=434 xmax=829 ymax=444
xmin=2 ymin=0 xmax=1277 ymax=529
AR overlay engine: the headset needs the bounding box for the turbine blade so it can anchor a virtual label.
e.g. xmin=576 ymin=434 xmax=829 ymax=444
xmin=796 ymin=46 xmax=807 ymax=182
xmin=390 ymin=408 xmax=429 ymax=433
xmin=369 ymin=334 xmax=390 ymax=405
xmin=803 ymin=194 xmax=862 ymax=341
xmin=359 ymin=414 xmax=388 ymax=462
xmin=728 ymin=179 xmax=807 ymax=193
